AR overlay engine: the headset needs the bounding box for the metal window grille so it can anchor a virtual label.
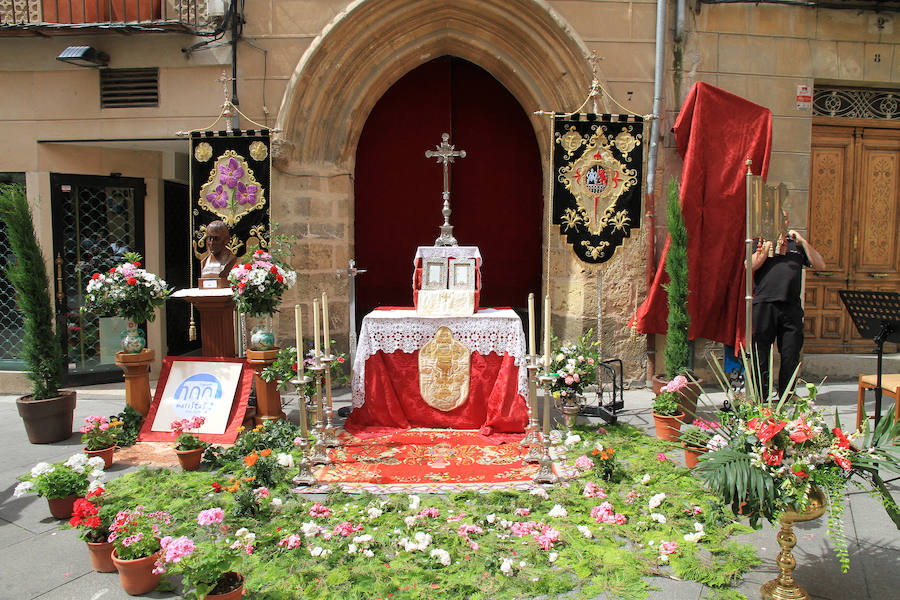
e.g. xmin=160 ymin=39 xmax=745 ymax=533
xmin=813 ymin=86 xmax=900 ymax=120
xmin=0 ymin=173 xmax=26 ymax=368
xmin=100 ymin=68 xmax=159 ymax=109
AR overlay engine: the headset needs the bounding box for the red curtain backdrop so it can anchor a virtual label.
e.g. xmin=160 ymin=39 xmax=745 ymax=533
xmin=633 ymin=82 xmax=772 ymax=349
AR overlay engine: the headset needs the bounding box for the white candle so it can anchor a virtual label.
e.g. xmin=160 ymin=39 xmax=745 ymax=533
xmin=322 ymin=291 xmax=330 ymax=354
xmin=527 ymin=292 xmax=536 ymax=356
xmin=543 ymin=294 xmax=551 ymax=369
xmin=313 ymin=298 xmax=321 ymax=359
xmin=294 ymin=304 xmax=304 ymax=379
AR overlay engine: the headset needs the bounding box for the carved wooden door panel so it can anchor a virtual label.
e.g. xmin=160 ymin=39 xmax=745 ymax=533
xmin=806 ymin=125 xmax=900 ymax=353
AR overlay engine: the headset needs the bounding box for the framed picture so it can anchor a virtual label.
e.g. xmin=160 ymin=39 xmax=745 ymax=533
xmin=449 ymin=258 xmax=476 ymax=290
xmin=138 ymin=357 xmax=254 ymax=444
xmin=422 ymin=257 xmax=448 ymax=290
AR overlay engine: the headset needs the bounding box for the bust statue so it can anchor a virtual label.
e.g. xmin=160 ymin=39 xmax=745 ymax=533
xmin=200 ymin=220 xmax=237 ymax=280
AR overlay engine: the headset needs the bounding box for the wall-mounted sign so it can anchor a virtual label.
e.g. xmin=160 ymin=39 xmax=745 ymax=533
xmin=796 ymin=85 xmax=812 ymax=110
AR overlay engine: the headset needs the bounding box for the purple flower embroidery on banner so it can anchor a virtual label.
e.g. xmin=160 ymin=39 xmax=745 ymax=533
xmin=218 ymin=157 xmax=244 ymax=189
xmin=206 ymin=184 xmax=228 ymax=208
xmin=236 ymin=182 xmax=258 ymax=205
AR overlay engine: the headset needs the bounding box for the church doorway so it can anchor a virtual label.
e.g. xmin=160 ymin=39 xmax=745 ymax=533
xmin=354 ymin=56 xmax=543 ymax=325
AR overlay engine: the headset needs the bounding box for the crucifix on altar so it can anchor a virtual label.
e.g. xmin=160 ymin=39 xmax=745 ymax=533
xmin=425 ymin=132 xmax=466 ymax=247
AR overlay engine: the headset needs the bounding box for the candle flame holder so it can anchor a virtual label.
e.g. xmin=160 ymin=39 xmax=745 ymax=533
xmin=288 ymin=375 xmax=316 ymax=486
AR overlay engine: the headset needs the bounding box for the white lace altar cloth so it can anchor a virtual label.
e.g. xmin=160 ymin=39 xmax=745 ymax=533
xmin=351 ymin=308 xmax=527 ymax=409
xmin=413 ymin=246 xmax=482 ymax=265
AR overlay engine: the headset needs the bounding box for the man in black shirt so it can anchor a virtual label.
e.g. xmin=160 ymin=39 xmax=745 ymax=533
xmin=751 ymin=213 xmax=825 ymax=399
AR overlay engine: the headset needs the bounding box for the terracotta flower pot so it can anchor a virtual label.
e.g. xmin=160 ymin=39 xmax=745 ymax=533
xmin=682 ymin=444 xmax=707 ymax=468
xmin=84 ymin=445 xmax=116 ymax=469
xmin=206 ymin=572 xmax=245 ymax=600
xmin=47 ymin=494 xmax=78 ymax=519
xmin=111 ymin=549 xmax=161 ymax=595
xmin=175 ymin=447 xmax=203 ymax=471
xmin=16 ymin=390 xmax=77 ymax=444
xmin=86 ymin=540 xmax=117 ymax=572
xmin=652 ymin=411 xmax=684 ymax=442
xmin=652 ymin=375 xmax=702 ymax=423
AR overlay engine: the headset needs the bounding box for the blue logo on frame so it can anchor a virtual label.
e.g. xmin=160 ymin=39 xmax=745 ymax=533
xmin=173 ymin=373 xmax=223 ymax=417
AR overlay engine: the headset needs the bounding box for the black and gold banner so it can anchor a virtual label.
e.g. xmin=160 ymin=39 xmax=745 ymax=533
xmin=552 ymin=115 xmax=643 ymax=263
xmin=189 ymin=130 xmax=271 ymax=261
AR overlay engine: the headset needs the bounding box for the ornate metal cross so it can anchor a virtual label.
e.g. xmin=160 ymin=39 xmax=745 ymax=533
xmin=336 ymin=259 xmax=367 ymax=367
xmin=425 ymin=132 xmax=466 ymax=246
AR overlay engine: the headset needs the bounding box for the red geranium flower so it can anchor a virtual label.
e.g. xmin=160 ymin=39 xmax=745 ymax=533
xmin=270 ymin=265 xmax=278 ymax=274
xmin=133 ymin=261 xmax=141 ymax=267
xmin=126 ymin=277 xmax=138 ymax=285
xmin=762 ymin=447 xmax=784 ymax=466
xmin=291 ymin=362 xmax=298 ymax=372
xmin=238 ymin=282 xmax=247 ymax=291
xmin=91 ymin=273 xmax=100 ymax=280
xmin=276 ymin=274 xmax=284 ymax=283
xmin=244 ymin=263 xmax=252 ymax=270
xmin=109 ymin=267 xmax=116 ymax=274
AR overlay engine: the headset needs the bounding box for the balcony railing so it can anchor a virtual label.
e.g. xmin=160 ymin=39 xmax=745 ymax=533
xmin=0 ymin=1 xmax=219 ymax=30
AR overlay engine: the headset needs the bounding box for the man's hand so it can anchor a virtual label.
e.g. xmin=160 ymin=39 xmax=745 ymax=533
xmin=752 ymin=240 xmax=771 ymax=271
xmin=788 ymin=229 xmax=826 ymax=269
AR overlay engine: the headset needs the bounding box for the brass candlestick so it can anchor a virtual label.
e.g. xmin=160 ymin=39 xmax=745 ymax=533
xmin=319 ymin=353 xmax=339 ymax=447
xmin=761 ymin=488 xmax=827 ymax=600
xmin=288 ymin=375 xmax=316 ymax=486
xmin=533 ymin=373 xmax=558 ymax=484
xmin=523 ymin=356 xmax=543 ymax=463
xmin=306 ymin=363 xmax=329 ymax=465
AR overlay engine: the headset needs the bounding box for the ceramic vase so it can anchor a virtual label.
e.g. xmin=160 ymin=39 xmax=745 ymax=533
xmin=652 ymin=411 xmax=684 ymax=442
xmin=249 ymin=315 xmax=275 ymax=351
xmin=120 ymin=322 xmax=146 ymax=354
xmin=111 ymin=549 xmax=162 ymax=596
xmin=682 ymin=444 xmax=707 ymax=468
xmin=16 ymin=390 xmax=77 ymax=444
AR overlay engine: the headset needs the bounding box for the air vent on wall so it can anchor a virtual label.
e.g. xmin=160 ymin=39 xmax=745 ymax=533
xmin=100 ymin=68 xmax=159 ymax=109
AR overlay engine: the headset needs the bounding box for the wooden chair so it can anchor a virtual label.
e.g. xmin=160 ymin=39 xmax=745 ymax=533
xmin=856 ymin=374 xmax=900 ymax=430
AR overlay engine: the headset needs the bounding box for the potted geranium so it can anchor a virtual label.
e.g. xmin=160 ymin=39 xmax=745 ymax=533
xmin=651 ymin=377 xmax=685 ymax=441
xmin=155 ymin=507 xmax=252 ymax=599
xmin=679 ymin=418 xmax=720 ymax=468
xmin=108 ymin=505 xmax=172 ymax=595
xmin=173 ymin=416 xmax=207 ymax=471
xmin=69 ymin=487 xmax=117 ymax=572
xmin=0 ymin=184 xmax=75 ymax=444
xmin=83 ymin=251 xmax=170 ymax=354
xmin=227 ymin=249 xmax=296 ymax=350
xmin=80 ymin=415 xmax=124 ymax=468
xmin=13 ymin=453 xmax=105 ymax=518
xmin=548 ymin=330 xmax=601 ymax=427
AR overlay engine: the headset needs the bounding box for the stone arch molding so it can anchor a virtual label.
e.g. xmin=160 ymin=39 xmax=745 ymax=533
xmin=274 ymin=0 xmax=599 ymax=172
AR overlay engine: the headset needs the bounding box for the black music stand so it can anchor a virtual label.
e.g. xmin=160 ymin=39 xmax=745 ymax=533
xmin=839 ymin=290 xmax=900 ymax=425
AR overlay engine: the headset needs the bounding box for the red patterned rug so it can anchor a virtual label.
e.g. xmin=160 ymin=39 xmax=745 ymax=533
xmin=313 ymin=429 xmax=544 ymax=493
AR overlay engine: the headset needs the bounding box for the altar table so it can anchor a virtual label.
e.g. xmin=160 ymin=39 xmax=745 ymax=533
xmin=345 ymin=308 xmax=529 ymax=437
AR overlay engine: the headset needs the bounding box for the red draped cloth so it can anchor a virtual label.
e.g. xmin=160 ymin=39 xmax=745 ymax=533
xmin=344 ymin=350 xmax=527 ymax=440
xmin=633 ymin=82 xmax=772 ymax=349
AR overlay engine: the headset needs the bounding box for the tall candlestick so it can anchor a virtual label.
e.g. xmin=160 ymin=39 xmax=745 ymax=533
xmin=294 ymin=304 xmax=304 ymax=379
xmin=313 ymin=298 xmax=321 ymax=359
xmin=322 ymin=291 xmax=330 ymax=354
xmin=543 ymin=294 xmax=551 ymax=369
xmin=527 ymin=293 xmax=536 ymax=356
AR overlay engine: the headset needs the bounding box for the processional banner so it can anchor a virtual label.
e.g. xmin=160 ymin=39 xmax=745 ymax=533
xmin=189 ymin=130 xmax=271 ymax=260
xmin=551 ymin=115 xmax=644 ymax=263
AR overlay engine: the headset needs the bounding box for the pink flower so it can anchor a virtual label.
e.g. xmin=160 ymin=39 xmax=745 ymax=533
xmin=333 ymin=521 xmax=364 ymax=537
xmin=457 ymin=524 xmax=484 ymax=539
xmin=656 ymin=453 xmax=670 ymax=462
xmin=590 ymin=502 xmax=627 ymax=525
xmin=514 ymin=508 xmax=531 ymax=517
xmin=197 ymin=507 xmax=225 ymax=526
xmin=160 ymin=535 xmax=196 ymax=564
xmin=624 ymin=491 xmax=639 ymax=504
xmin=660 ymin=541 xmax=679 ymax=555
xmin=789 ymin=415 xmax=814 ymax=443
xmin=309 ymin=503 xmax=332 ymax=518
xmin=565 ymin=376 xmax=574 ymax=385
xmin=582 ymin=482 xmax=607 ymax=498
xmin=418 ymin=507 xmax=440 ymax=519
xmin=574 ymin=455 xmax=594 ymax=471
xmin=511 ymin=521 xmax=537 ymax=537
xmin=278 ymin=534 xmax=303 ymax=549
xmin=665 ymin=375 xmax=688 ymax=392
xmin=99 ymin=423 xmax=110 ymax=431
xmin=254 ymin=486 xmax=270 ymax=500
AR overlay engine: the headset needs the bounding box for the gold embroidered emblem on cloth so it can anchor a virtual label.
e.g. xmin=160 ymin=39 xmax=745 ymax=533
xmin=418 ymin=326 xmax=471 ymax=411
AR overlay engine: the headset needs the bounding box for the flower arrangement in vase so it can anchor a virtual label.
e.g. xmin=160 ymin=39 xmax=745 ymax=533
xmin=651 ymin=377 xmax=686 ymax=441
xmin=154 ymin=507 xmax=252 ymax=599
xmin=227 ymin=249 xmax=296 ymax=350
xmin=80 ymin=415 xmax=124 ymax=468
xmin=14 ymin=453 xmax=106 ymax=518
xmin=696 ymin=367 xmax=900 ymax=572
xmin=548 ymin=330 xmax=600 ymax=405
xmin=69 ymin=487 xmax=118 ymax=572
xmin=83 ymin=251 xmax=171 ymax=353
xmin=260 ymin=342 xmax=349 ymax=396
xmin=172 ymin=416 xmax=207 ymax=471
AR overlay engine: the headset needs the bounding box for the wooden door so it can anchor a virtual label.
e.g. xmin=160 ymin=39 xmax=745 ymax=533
xmin=354 ymin=56 xmax=543 ymax=327
xmin=806 ymin=125 xmax=900 ymax=352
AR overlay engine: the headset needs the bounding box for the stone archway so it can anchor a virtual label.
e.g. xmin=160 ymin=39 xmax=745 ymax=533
xmin=270 ymin=0 xmax=603 ymax=348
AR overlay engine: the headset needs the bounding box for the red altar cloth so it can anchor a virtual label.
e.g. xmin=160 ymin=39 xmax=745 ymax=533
xmin=344 ymin=350 xmax=527 ymax=439
xmin=632 ymin=82 xmax=772 ymax=349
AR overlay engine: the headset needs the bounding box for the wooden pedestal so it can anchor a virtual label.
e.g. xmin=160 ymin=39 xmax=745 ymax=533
xmin=181 ymin=293 xmax=237 ymax=357
xmin=116 ymin=349 xmax=155 ymax=416
xmin=245 ymin=348 xmax=285 ymax=425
